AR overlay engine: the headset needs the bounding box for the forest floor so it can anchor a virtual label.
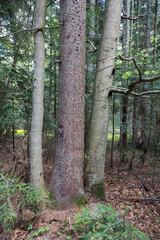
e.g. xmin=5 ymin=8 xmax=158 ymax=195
xmin=0 ymin=136 xmax=160 ymax=239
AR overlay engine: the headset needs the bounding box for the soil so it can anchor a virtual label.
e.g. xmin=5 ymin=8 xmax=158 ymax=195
xmin=0 ymin=136 xmax=160 ymax=239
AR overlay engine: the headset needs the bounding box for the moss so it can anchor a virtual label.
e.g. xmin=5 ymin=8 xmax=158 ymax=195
xmin=71 ymin=196 xmax=86 ymax=207
xmin=91 ymin=182 xmax=106 ymax=200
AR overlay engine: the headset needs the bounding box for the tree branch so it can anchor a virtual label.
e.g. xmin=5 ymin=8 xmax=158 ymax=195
xmin=0 ymin=25 xmax=62 ymax=39
xmin=47 ymin=0 xmax=58 ymax=8
xmin=110 ymin=87 xmax=160 ymax=98
xmin=87 ymin=40 xmax=97 ymax=53
xmin=121 ymin=14 xmax=145 ymax=21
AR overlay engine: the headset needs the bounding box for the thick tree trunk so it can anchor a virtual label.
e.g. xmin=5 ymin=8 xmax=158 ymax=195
xmin=86 ymin=0 xmax=122 ymax=198
xmin=50 ymin=0 xmax=86 ymax=201
xmin=30 ymin=0 xmax=47 ymax=188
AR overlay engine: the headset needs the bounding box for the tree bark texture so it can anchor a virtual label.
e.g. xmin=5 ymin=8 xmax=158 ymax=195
xmin=86 ymin=0 xmax=122 ymax=188
xmin=30 ymin=0 xmax=47 ymax=188
xmin=50 ymin=0 xmax=86 ymax=200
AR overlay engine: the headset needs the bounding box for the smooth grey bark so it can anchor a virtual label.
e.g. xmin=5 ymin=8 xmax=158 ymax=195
xmin=86 ymin=0 xmax=122 ymax=188
xmin=30 ymin=0 xmax=47 ymax=188
xmin=50 ymin=0 xmax=86 ymax=201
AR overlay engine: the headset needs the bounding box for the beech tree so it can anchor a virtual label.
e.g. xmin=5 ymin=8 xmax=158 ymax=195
xmin=30 ymin=0 xmax=47 ymax=188
xmin=50 ymin=0 xmax=86 ymax=201
xmin=86 ymin=0 xmax=123 ymax=198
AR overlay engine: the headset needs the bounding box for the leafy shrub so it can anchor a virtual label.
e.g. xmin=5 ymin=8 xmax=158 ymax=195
xmin=0 ymin=173 xmax=54 ymax=232
xmin=74 ymin=203 xmax=149 ymax=240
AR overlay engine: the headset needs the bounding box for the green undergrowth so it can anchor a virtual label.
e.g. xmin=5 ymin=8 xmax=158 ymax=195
xmin=74 ymin=203 xmax=149 ymax=240
xmin=0 ymin=173 xmax=56 ymax=232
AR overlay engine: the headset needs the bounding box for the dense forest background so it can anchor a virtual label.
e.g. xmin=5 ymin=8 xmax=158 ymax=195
xmin=0 ymin=0 xmax=160 ymax=239
xmin=0 ymin=0 xmax=160 ymax=160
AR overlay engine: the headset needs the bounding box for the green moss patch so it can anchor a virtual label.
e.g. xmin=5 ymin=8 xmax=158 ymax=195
xmin=71 ymin=196 xmax=86 ymax=207
xmin=91 ymin=182 xmax=106 ymax=200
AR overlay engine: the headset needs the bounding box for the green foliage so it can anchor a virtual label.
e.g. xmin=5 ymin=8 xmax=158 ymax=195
xmin=122 ymin=71 xmax=132 ymax=79
xmin=74 ymin=204 xmax=149 ymax=240
xmin=0 ymin=173 xmax=54 ymax=232
xmin=32 ymin=226 xmax=50 ymax=237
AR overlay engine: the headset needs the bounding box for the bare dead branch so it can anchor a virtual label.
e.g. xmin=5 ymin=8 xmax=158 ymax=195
xmin=126 ymin=75 xmax=160 ymax=95
xmin=0 ymin=25 xmax=62 ymax=39
xmin=117 ymin=55 xmax=142 ymax=80
xmin=121 ymin=14 xmax=145 ymax=21
xmin=87 ymin=40 xmax=97 ymax=53
xmin=110 ymin=87 xmax=160 ymax=97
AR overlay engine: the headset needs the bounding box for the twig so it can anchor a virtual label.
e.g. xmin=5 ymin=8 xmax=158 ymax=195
xmin=22 ymin=215 xmax=40 ymax=240
xmin=134 ymin=173 xmax=150 ymax=194
xmin=87 ymin=40 xmax=97 ymax=53
xmin=117 ymin=55 xmax=142 ymax=81
xmin=68 ymin=217 xmax=72 ymax=229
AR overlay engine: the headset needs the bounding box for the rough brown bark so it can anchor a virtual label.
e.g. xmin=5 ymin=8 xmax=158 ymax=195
xmin=50 ymin=0 xmax=86 ymax=201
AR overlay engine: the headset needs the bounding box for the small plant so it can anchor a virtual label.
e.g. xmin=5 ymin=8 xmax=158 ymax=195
xmin=0 ymin=173 xmax=54 ymax=232
xmin=32 ymin=225 xmax=50 ymax=237
xmin=74 ymin=203 xmax=149 ymax=240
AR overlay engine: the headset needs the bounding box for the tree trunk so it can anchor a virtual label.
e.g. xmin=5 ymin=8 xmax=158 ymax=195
xmin=85 ymin=0 xmax=96 ymax=142
xmin=140 ymin=0 xmax=151 ymax=149
xmin=120 ymin=0 xmax=130 ymax=162
xmin=30 ymin=0 xmax=47 ymax=188
xmin=146 ymin=0 xmax=151 ymax=57
xmin=86 ymin=0 xmax=122 ymax=198
xmin=153 ymin=0 xmax=158 ymax=65
xmin=50 ymin=0 xmax=86 ymax=201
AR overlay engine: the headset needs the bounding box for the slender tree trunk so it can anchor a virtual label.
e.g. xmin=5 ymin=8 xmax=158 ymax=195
xmin=129 ymin=96 xmax=136 ymax=170
xmin=30 ymin=0 xmax=47 ymax=188
xmin=54 ymin=57 xmax=57 ymax=123
xmin=146 ymin=0 xmax=151 ymax=58
xmin=136 ymin=0 xmax=140 ymax=53
xmin=85 ymin=0 xmax=96 ymax=133
xmin=130 ymin=0 xmax=134 ymax=54
xmin=140 ymin=0 xmax=151 ymax=149
xmin=50 ymin=0 xmax=86 ymax=201
xmin=153 ymin=0 xmax=158 ymax=65
xmin=110 ymin=95 xmax=115 ymax=168
xmin=86 ymin=0 xmax=122 ymax=198
xmin=120 ymin=0 xmax=130 ymax=162
xmin=87 ymin=0 xmax=95 ymax=75
xmin=151 ymin=0 xmax=158 ymax=155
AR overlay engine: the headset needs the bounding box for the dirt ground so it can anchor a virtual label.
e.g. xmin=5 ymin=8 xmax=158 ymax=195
xmin=0 ymin=136 xmax=160 ymax=239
